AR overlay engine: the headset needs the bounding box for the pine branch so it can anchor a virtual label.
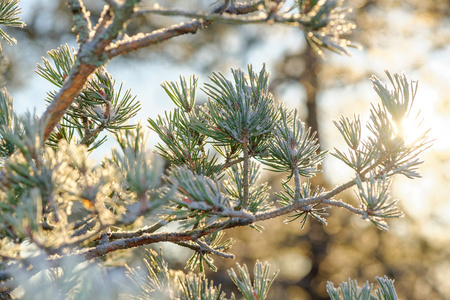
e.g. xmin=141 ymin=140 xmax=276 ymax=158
xmin=34 ymin=0 xmax=355 ymax=149
xmin=30 ymin=175 xmax=360 ymax=264
xmin=0 ymin=0 xmax=430 ymax=295
xmin=0 ymin=67 xmax=424 ymax=277
xmin=326 ymin=276 xmax=399 ymax=300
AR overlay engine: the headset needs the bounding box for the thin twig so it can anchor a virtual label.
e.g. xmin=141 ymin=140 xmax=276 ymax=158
xmin=72 ymin=217 xmax=97 ymax=237
xmin=134 ymin=6 xmax=269 ymax=22
xmin=79 ymin=124 xmax=105 ymax=145
xmin=174 ymin=240 xmax=235 ymax=259
xmin=221 ymin=156 xmax=244 ymax=171
xmin=322 ymin=199 xmax=367 ymax=217
xmin=92 ymin=5 xmax=113 ymax=39
xmin=195 ymin=238 xmax=235 ymax=259
xmin=254 ymin=177 xmax=358 ymax=221
xmin=73 ymin=215 xmax=96 ymax=229
xmin=107 ymin=218 xmax=173 ymax=240
xmin=293 ymin=166 xmax=301 ymax=201
xmin=73 ymin=216 xmax=252 ymax=260
xmin=241 ymin=140 xmax=250 ymax=208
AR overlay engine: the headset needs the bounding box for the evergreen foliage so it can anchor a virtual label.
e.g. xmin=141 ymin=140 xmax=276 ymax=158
xmin=0 ymin=1 xmax=431 ymax=299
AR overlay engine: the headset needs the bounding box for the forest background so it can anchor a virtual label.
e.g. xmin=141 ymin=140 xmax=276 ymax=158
xmin=3 ymin=0 xmax=450 ymax=299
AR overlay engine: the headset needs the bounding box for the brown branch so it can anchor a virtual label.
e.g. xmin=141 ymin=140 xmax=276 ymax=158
xmin=79 ymin=123 xmax=106 ymax=145
xmin=78 ymin=216 xmax=252 ymax=260
xmin=106 ymin=1 xmax=268 ymax=59
xmin=106 ymin=218 xmax=173 ymax=241
xmin=42 ymin=63 xmax=97 ymax=141
xmin=220 ymin=157 xmax=244 ymax=171
xmin=72 ymin=216 xmax=98 ymax=237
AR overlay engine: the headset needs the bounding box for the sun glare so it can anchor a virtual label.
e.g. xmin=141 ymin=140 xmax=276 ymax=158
xmin=396 ymin=113 xmax=427 ymax=147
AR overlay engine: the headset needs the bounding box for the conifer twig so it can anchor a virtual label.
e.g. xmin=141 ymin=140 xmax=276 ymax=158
xmin=322 ymin=199 xmax=368 ymax=217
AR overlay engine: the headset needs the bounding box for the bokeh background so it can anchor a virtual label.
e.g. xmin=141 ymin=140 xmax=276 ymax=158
xmin=4 ymin=0 xmax=450 ymax=299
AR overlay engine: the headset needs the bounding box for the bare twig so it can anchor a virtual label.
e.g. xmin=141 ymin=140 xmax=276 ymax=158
xmin=72 ymin=217 xmax=98 ymax=237
xmin=293 ymin=166 xmax=301 ymax=201
xmin=134 ymin=5 xmax=312 ymax=25
xmin=221 ymin=157 xmax=245 ymax=171
xmin=92 ymin=5 xmax=113 ymax=39
xmin=195 ymin=238 xmax=234 ymax=258
xmin=322 ymin=199 xmax=368 ymax=217
xmin=174 ymin=240 xmax=235 ymax=259
xmin=79 ymin=124 xmax=105 ymax=145
xmin=107 ymin=218 xmax=173 ymax=240
xmin=241 ymin=140 xmax=250 ymax=208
